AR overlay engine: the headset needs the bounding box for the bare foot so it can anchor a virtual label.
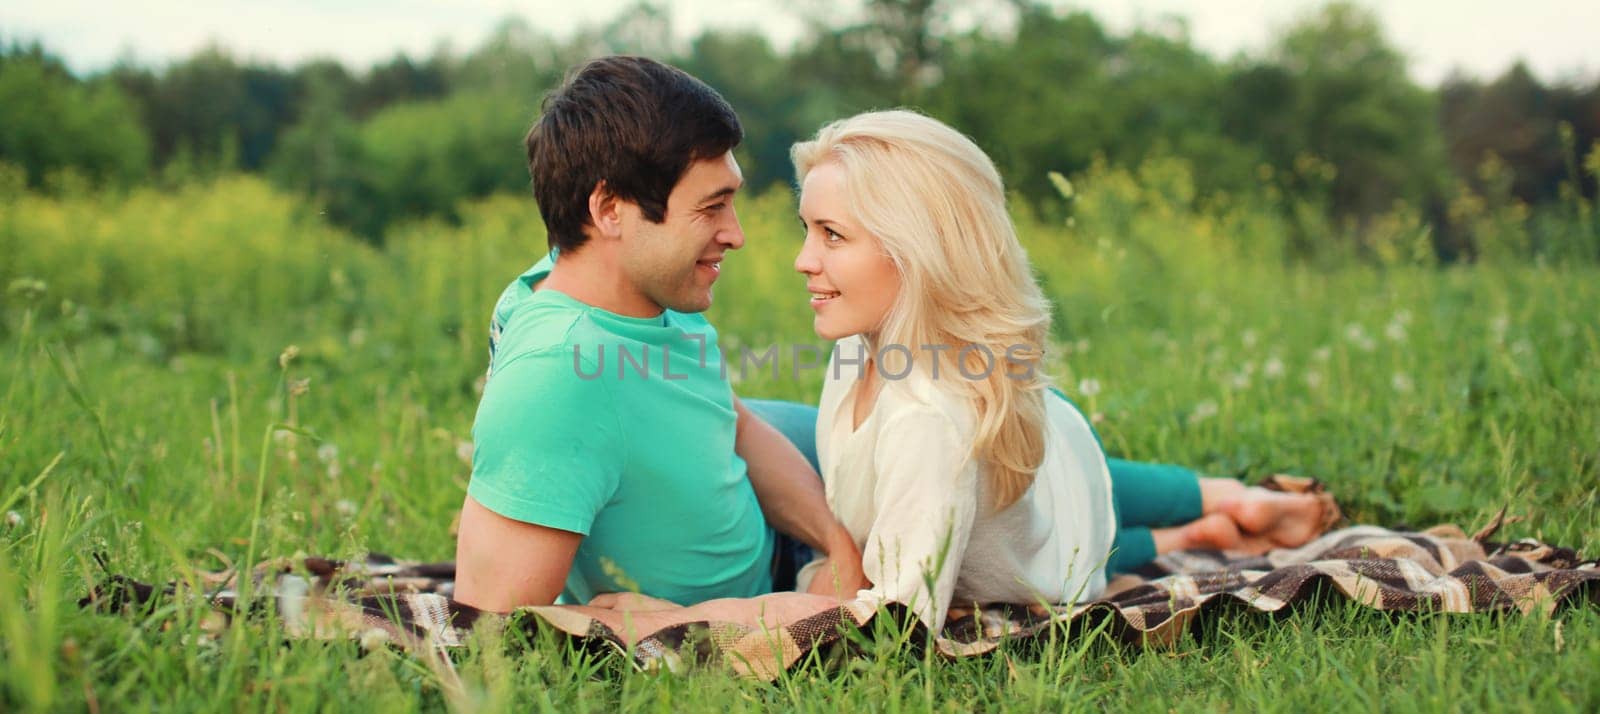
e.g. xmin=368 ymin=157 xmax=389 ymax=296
xmin=1216 ymin=487 xmax=1327 ymax=548
xmin=1154 ymin=513 xmax=1243 ymax=553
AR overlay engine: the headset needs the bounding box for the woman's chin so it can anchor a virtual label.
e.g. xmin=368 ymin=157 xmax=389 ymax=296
xmin=812 ymin=320 xmax=846 ymax=341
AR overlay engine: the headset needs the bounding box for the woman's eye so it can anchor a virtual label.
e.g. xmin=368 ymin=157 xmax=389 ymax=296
xmin=824 ymin=229 xmax=843 ymax=243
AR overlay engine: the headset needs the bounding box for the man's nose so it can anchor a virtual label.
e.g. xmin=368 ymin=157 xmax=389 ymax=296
xmin=719 ymin=208 xmax=746 ymax=250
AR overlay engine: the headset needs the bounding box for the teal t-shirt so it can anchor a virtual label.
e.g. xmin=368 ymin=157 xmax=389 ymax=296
xmin=467 ymin=254 xmax=775 ymax=605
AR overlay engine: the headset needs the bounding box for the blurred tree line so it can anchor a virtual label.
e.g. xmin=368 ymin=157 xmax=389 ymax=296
xmin=2 ymin=1 xmax=1596 ymax=256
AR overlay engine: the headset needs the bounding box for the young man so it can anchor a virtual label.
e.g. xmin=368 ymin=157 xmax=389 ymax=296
xmin=453 ymin=56 xmax=864 ymax=613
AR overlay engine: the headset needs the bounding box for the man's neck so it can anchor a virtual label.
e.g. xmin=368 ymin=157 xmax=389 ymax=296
xmin=539 ymin=248 xmax=664 ymax=319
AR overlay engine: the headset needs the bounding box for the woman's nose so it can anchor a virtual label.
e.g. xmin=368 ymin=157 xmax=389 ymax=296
xmin=794 ymin=235 xmax=821 ymax=274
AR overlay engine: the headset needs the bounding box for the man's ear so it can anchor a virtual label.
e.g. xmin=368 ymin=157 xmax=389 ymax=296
xmin=587 ymin=181 xmax=624 ymax=239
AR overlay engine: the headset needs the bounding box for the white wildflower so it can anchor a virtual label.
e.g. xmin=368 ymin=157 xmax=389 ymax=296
xmin=1312 ymin=346 xmax=1332 ymax=362
xmin=1241 ymin=330 xmax=1258 ymax=348
xmin=1391 ymin=372 xmax=1414 ymax=393
xmin=1077 ymin=378 xmax=1101 ymax=397
xmin=456 ymin=440 xmax=474 ymax=465
xmin=1229 ymin=372 xmax=1251 ymax=391
xmin=1190 ymin=400 xmax=1219 ymax=422
xmin=335 ymin=499 xmax=357 ymax=517
xmin=1393 ymin=309 xmax=1413 ymax=326
xmin=1344 ymin=323 xmax=1366 ymax=343
xmin=1074 ymin=338 xmax=1092 ymax=354
xmin=1304 ymin=371 xmax=1324 ymax=390
xmin=4 ymin=511 xmax=21 ymax=529
xmin=1263 ymin=357 xmax=1286 ymax=379
xmin=1385 ymin=321 xmax=1407 ymax=342
xmin=316 ymin=443 xmax=339 ymax=464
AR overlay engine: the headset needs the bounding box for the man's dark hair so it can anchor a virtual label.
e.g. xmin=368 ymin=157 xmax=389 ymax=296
xmin=526 ymin=55 xmax=743 ymax=253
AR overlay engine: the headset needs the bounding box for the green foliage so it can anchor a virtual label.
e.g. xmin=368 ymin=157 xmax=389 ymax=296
xmin=13 ymin=2 xmax=1600 ymax=252
xmin=0 ymin=54 xmax=148 ymax=189
xmin=1258 ymin=2 xmax=1451 ymax=219
xmin=268 ymin=90 xmax=539 ymax=240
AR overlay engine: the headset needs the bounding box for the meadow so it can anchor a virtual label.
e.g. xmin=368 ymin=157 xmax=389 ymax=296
xmin=1 ymin=156 xmax=1597 ymax=711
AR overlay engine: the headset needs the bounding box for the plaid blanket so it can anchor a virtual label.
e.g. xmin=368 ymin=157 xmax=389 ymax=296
xmin=81 ymin=513 xmax=1599 ymax=681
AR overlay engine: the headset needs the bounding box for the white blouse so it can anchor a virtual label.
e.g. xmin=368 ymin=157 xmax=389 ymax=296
xmin=798 ymin=336 xmax=1117 ymax=630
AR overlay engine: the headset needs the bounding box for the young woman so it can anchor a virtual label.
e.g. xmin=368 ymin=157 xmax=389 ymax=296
xmin=787 ymin=110 xmax=1335 ymax=629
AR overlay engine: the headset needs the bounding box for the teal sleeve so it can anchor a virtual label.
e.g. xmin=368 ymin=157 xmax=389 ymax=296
xmin=1106 ymin=458 xmax=1203 ymax=528
xmin=467 ymin=349 xmax=624 ymax=535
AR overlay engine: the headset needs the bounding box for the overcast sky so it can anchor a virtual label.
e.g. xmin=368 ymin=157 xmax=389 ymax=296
xmin=3 ymin=0 xmax=1595 ymax=86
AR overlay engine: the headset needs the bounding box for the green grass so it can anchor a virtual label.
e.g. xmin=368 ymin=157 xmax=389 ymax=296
xmin=1 ymin=165 xmax=1597 ymax=710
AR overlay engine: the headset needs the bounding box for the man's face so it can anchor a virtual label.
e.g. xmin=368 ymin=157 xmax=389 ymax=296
xmin=618 ymin=151 xmax=746 ymax=314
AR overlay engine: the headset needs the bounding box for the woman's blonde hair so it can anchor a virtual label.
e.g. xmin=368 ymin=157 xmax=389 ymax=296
xmin=791 ymin=110 xmax=1053 ymax=511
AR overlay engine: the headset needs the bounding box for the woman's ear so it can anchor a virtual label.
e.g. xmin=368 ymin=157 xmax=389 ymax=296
xmin=587 ymin=181 xmax=624 ymax=239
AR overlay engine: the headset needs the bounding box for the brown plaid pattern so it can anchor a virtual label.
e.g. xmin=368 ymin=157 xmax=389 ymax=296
xmin=82 ymin=518 xmax=1598 ymax=680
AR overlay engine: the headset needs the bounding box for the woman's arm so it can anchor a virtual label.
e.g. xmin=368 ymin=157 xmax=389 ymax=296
xmin=855 ymin=406 xmax=981 ymax=630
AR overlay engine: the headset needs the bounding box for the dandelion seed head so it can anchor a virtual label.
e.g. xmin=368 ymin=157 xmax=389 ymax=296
xmin=1391 ymin=372 xmax=1414 ymax=393
xmin=456 ymin=440 xmax=474 ymax=465
xmin=1191 ymin=400 xmax=1219 ymax=422
xmin=1385 ymin=321 xmax=1407 ymax=342
xmin=1264 ymin=357 xmax=1286 ymax=379
xmin=1304 ymin=371 xmax=1324 ymax=389
xmin=1241 ymin=330 xmax=1258 ymax=348
xmin=1312 ymin=346 xmax=1332 ymax=362
xmin=1078 ymin=378 xmax=1101 ymax=397
xmin=335 ymin=499 xmax=357 ymax=517
xmin=316 ymin=444 xmax=339 ymax=464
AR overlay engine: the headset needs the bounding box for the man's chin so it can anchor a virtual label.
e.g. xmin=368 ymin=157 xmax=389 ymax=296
xmin=664 ymin=289 xmax=714 ymax=314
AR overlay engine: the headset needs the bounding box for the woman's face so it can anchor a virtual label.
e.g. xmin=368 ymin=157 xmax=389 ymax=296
xmin=794 ymin=161 xmax=903 ymax=341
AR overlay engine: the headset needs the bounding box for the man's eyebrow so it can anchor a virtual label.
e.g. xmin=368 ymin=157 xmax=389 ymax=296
xmin=697 ymin=184 xmax=741 ymax=204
